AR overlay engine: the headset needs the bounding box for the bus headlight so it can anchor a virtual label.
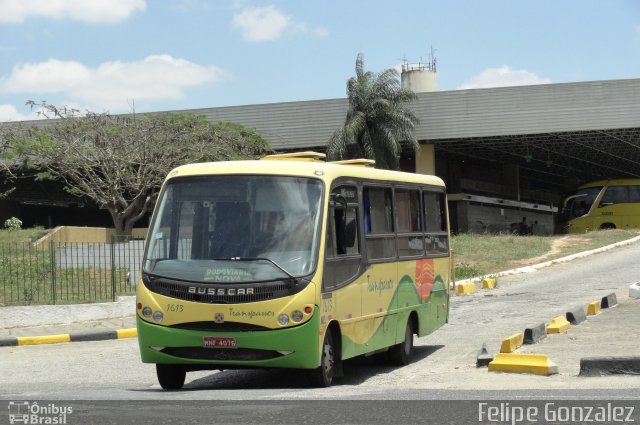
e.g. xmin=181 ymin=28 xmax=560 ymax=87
xmin=153 ymin=311 xmax=164 ymax=322
xmin=278 ymin=314 xmax=289 ymax=326
xmin=291 ymin=310 xmax=303 ymax=322
xmin=142 ymin=307 xmax=152 ymax=318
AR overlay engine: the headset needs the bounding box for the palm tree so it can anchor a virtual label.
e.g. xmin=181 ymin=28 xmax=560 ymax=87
xmin=327 ymin=53 xmax=419 ymax=170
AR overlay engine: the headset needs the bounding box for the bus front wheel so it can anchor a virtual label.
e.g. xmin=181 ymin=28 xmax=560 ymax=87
xmin=156 ymin=364 xmax=186 ymax=390
xmin=389 ymin=320 xmax=414 ymax=366
xmin=308 ymin=329 xmax=336 ymax=387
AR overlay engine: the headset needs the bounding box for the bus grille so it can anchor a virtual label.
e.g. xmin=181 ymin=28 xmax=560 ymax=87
xmin=170 ymin=322 xmax=269 ymax=332
xmin=160 ymin=347 xmax=282 ymax=361
xmin=145 ymin=278 xmax=291 ymax=304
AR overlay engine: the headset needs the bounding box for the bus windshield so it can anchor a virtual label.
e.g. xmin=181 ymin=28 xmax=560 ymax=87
xmin=560 ymin=186 xmax=603 ymax=220
xmin=144 ymin=175 xmax=323 ymax=283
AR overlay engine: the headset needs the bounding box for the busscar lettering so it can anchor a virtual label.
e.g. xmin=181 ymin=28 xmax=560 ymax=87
xmin=188 ymin=287 xmax=254 ymax=296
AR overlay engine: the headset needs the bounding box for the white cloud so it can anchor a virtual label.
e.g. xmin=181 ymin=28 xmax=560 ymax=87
xmin=0 ymin=55 xmax=225 ymax=111
xmin=457 ymin=65 xmax=551 ymax=89
xmin=0 ymin=0 xmax=146 ymax=23
xmin=230 ymin=5 xmax=328 ymax=42
xmin=231 ymin=5 xmax=291 ymax=42
xmin=0 ymin=104 xmax=42 ymax=122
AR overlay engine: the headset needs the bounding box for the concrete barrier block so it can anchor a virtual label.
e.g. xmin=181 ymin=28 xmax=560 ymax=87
xmin=488 ymin=353 xmax=559 ymax=376
xmin=579 ymin=357 xmax=640 ymax=376
xmin=476 ymin=343 xmax=494 ymax=367
xmin=601 ymin=293 xmax=618 ymax=308
xmin=500 ymin=333 xmax=524 ymax=353
xmin=523 ymin=323 xmax=547 ymax=344
xmin=566 ymin=306 xmax=587 ymax=325
xmin=547 ymin=316 xmax=570 ymax=334
xmin=481 ymin=278 xmax=497 ymax=289
xmin=456 ymin=282 xmax=476 ymax=296
xmin=630 ymin=282 xmax=640 ymax=299
xmin=586 ymin=300 xmax=601 ymax=316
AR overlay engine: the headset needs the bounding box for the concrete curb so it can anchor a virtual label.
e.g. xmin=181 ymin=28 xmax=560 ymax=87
xmin=0 ymin=328 xmax=137 ymax=347
xmin=456 ymin=234 xmax=640 ymax=286
xmin=579 ymin=357 xmax=640 ymax=376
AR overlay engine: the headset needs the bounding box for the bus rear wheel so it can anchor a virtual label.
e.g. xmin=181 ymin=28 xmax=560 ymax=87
xmin=156 ymin=364 xmax=186 ymax=390
xmin=308 ymin=329 xmax=335 ymax=387
xmin=388 ymin=320 xmax=414 ymax=366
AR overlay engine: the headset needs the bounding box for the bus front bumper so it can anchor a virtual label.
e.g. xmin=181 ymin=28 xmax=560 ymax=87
xmin=136 ymin=310 xmax=320 ymax=369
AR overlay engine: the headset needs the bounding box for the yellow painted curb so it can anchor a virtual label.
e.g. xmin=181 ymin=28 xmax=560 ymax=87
xmin=500 ymin=333 xmax=524 ymax=353
xmin=456 ymin=282 xmax=476 ymax=295
xmin=17 ymin=334 xmax=71 ymax=346
xmin=482 ymin=278 xmax=497 ymax=289
xmin=587 ymin=300 xmax=601 ymax=316
xmin=117 ymin=328 xmax=138 ymax=339
xmin=547 ymin=315 xmax=570 ymax=334
xmin=488 ymin=353 xmax=558 ymax=376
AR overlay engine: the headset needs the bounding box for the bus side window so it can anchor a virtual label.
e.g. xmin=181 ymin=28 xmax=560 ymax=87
xmin=324 ymin=185 xmax=361 ymax=290
xmin=364 ymin=186 xmax=396 ymax=261
xmin=423 ymin=191 xmax=449 ymax=256
xmin=599 ymin=186 xmax=629 ymax=206
xmin=629 ymin=186 xmax=640 ymax=203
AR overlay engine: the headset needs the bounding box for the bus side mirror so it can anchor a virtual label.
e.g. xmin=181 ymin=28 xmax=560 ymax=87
xmin=332 ymin=194 xmax=348 ymax=209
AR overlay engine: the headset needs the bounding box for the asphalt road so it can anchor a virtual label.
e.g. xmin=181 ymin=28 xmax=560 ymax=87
xmin=1 ymin=241 xmax=640 ymax=423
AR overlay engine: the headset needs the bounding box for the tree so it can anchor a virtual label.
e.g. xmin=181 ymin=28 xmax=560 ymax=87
xmin=4 ymin=103 xmax=271 ymax=235
xmin=327 ymin=53 xmax=420 ymax=170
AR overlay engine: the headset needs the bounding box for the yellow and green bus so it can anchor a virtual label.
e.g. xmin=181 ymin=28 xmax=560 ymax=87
xmin=560 ymin=179 xmax=640 ymax=233
xmin=136 ymin=152 xmax=451 ymax=389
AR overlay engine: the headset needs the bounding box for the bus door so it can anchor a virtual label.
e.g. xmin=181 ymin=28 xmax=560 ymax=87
xmin=323 ymin=185 xmax=362 ymax=356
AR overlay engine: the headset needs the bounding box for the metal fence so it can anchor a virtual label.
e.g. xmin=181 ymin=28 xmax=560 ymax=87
xmin=0 ymin=236 xmax=144 ymax=306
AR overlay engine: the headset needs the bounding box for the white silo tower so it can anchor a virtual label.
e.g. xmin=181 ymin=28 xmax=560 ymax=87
xmin=401 ymin=49 xmax=437 ymax=93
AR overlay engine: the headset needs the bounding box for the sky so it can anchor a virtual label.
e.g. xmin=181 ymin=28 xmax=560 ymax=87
xmin=0 ymin=0 xmax=639 ymax=122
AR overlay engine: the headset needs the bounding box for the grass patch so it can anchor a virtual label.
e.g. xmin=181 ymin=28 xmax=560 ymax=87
xmin=452 ymin=229 xmax=639 ymax=280
xmin=0 ymin=227 xmax=52 ymax=244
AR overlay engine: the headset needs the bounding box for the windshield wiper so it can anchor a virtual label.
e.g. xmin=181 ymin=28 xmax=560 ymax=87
xmin=211 ymin=257 xmax=299 ymax=286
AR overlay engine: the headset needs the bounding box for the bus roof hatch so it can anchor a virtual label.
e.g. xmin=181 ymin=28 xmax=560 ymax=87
xmin=330 ymin=159 xmax=376 ymax=167
xmin=261 ymin=151 xmax=326 ymax=162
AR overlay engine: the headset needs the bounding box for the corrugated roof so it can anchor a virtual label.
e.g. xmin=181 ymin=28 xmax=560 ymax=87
xmin=169 ymin=78 xmax=640 ymax=148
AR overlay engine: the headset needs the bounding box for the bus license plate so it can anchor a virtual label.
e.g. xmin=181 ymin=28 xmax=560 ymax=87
xmin=203 ymin=337 xmax=237 ymax=348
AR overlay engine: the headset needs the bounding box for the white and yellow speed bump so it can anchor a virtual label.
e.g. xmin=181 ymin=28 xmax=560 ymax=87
xmin=488 ymin=353 xmax=558 ymax=376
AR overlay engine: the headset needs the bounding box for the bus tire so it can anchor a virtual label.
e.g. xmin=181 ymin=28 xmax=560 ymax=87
xmin=388 ymin=320 xmax=414 ymax=366
xmin=600 ymin=223 xmax=616 ymax=230
xmin=308 ymin=329 xmax=336 ymax=387
xmin=156 ymin=364 xmax=186 ymax=390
